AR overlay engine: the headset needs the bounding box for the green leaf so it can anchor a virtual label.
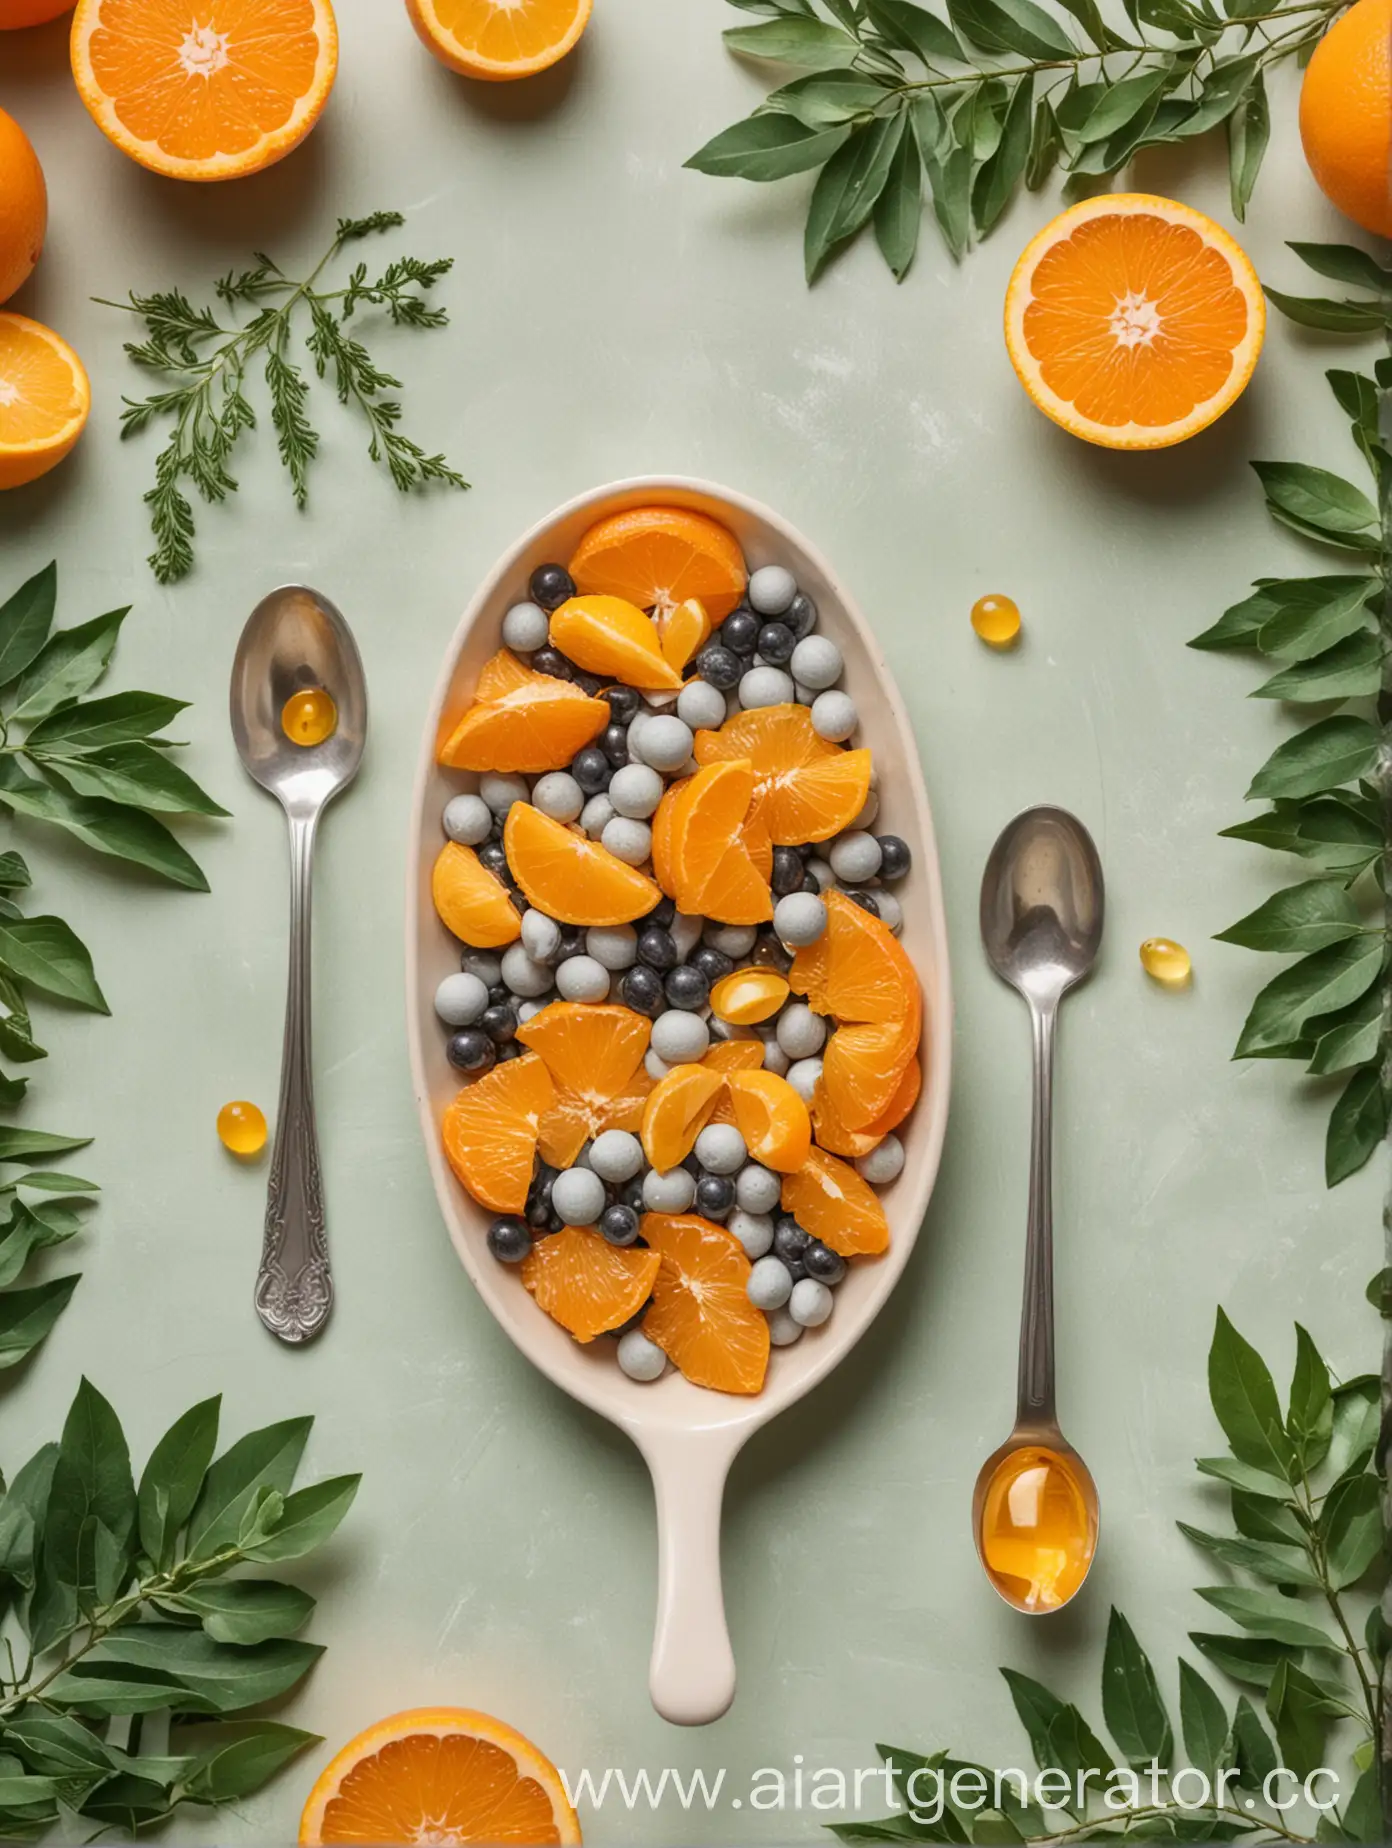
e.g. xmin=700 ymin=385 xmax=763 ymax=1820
xmin=722 ymin=16 xmax=861 ymax=61
xmin=1253 ymin=461 xmax=1379 ymax=538
xmin=23 ymin=691 xmax=188 ymax=753
xmin=241 ymin=1473 xmax=360 ymax=1563
xmin=171 ymin=1577 xmax=315 ymax=1645
xmin=10 ymin=609 xmax=128 ymax=725
xmin=1177 ymin=1661 xmax=1228 ymax=1780
xmin=1319 ymin=1473 xmax=1381 ymax=1589
xmin=0 ymin=760 xmax=209 ymax=890
xmin=1247 ymin=716 xmax=1380 ymax=801
xmin=0 ymin=856 xmax=29 ymax=893
xmin=971 ymin=75 xmax=1032 ymax=234
xmin=864 ymin=0 xmax=967 ymax=61
xmin=1207 ymin=1308 xmax=1297 ymax=1482
xmin=137 ymin=1395 xmax=220 ymax=1570
xmin=0 ymin=566 xmax=57 ymax=691
xmin=1326 ymin=1376 xmax=1379 ymax=1478
xmin=180 ymin=1722 xmax=319 ymax=1804
xmin=14 ymin=1169 xmax=96 ymax=1193
xmin=947 ymin=0 xmax=1075 ymax=57
xmin=1251 ymin=629 xmax=1382 ymax=701
xmin=49 ymin=1627 xmax=323 ymax=1716
xmin=1195 ymin=1456 xmax=1292 ymax=1500
xmin=1265 ymin=1659 xmax=1340 ymax=1779
xmin=1194 ymin=1586 xmax=1336 ymax=1649
xmin=0 ymin=1128 xmax=90 ymax=1165
xmin=1024 ymin=96 xmax=1060 ymax=188
xmin=763 ymin=71 xmax=891 ymax=127
xmin=1263 ymin=290 xmax=1388 ymax=333
xmin=806 ymin=112 xmax=907 ymax=280
xmin=1189 ymin=1630 xmax=1292 ymax=1690
xmin=1225 ymin=71 xmax=1267 ymax=222
xmin=1307 ymin=986 xmax=1381 ymax=1074
xmin=1327 ymin=367 xmax=1381 ymax=434
xmin=1100 ymin=1609 xmax=1173 ymax=1769
xmin=1043 ymin=1705 xmax=1114 ymax=1786
xmin=1288 ymin=241 xmax=1392 ymax=292
xmin=1073 ymin=65 xmax=1172 ymax=143
xmin=686 ymin=113 xmax=853 ymax=181
xmin=42 ymin=1379 xmax=135 ymax=1602
xmin=2 ymin=1712 xmax=113 ymax=1779
xmin=1326 ymin=1066 xmax=1388 ymax=1185
xmin=873 ymin=115 xmax=922 ymax=279
xmin=924 ymin=141 xmax=971 ymax=259
xmin=0 ymin=1276 xmax=78 ymax=1370
xmin=1048 ymin=0 xmax=1114 ymax=46
xmin=1227 ymin=1696 xmax=1277 ymax=1789
xmin=1176 ymin=1522 xmax=1320 ymax=1588
xmin=1258 ymin=576 xmax=1381 ymax=660
xmin=1215 ymin=879 xmax=1363 ymax=954
xmin=1341 ymin=1767 xmax=1383 ymax=1844
xmin=1235 ymin=936 xmax=1383 ymax=1058
xmin=0 ymin=916 xmax=107 ymax=1013
xmin=38 ymin=741 xmax=228 ymax=817
xmin=999 ymin=1669 xmax=1067 ymax=1769
xmin=186 ymin=1416 xmax=313 ymax=1559
xmin=1286 ymin=1324 xmax=1333 ymax=1470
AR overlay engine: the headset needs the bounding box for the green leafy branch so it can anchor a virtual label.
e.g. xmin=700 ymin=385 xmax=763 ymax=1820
xmin=1190 ymin=242 xmax=1391 ymax=1187
xmin=98 ymin=209 xmax=469 ymax=585
xmin=830 ymin=1314 xmax=1383 ymax=1845
xmin=0 ymin=1378 xmax=358 ymax=1838
xmin=686 ymin=0 xmax=1347 ymax=281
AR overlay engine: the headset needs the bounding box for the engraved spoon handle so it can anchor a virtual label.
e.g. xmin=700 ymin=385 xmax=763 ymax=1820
xmin=255 ymin=809 xmax=332 ymax=1343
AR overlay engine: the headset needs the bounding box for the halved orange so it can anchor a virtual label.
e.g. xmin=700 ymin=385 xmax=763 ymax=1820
xmin=569 ymin=506 xmax=747 ymax=622
xmin=438 ymin=649 xmax=609 ymax=773
xmin=726 ymin=1069 xmax=811 ymax=1173
xmin=1004 ymin=194 xmax=1266 ymax=451
xmin=695 ymin=706 xmax=871 ymax=845
xmin=549 ymin=596 xmax=683 ymax=693
xmin=71 ymin=0 xmax=338 ymax=182
xmin=432 ymin=843 xmax=522 ymax=950
xmin=517 ymin=1002 xmax=652 ymax=1168
xmin=781 ymin=1147 xmax=889 ymax=1258
xmin=0 ymin=314 xmax=89 ymax=491
xmin=641 ymin=1063 xmax=723 ymax=1172
xmin=813 ymin=1056 xmax=920 ymax=1157
xmin=523 ymin=1224 xmax=659 ymax=1344
xmin=505 ymin=803 xmax=660 ymax=927
xmin=442 ymin=1052 xmax=553 ymax=1213
xmin=659 ymin=598 xmax=711 ymax=673
xmin=642 ymin=1213 xmax=769 ymax=1395
xmin=406 ymin=0 xmax=592 ymax=81
xmin=299 ymin=1706 xmax=581 ymax=1846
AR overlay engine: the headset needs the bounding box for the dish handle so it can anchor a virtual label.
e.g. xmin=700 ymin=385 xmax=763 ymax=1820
xmin=637 ymin=1426 xmax=741 ymax=1727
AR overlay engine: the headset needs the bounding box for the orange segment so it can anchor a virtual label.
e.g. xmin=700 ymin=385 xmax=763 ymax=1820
xmin=517 ymin=1002 xmax=652 ymax=1168
xmin=569 ymin=506 xmax=748 ymax=622
xmin=642 ymin=1213 xmax=769 ymax=1395
xmin=649 ymin=777 xmax=687 ymax=897
xmin=71 ymin=0 xmax=338 ymax=182
xmin=701 ymin=1038 xmax=764 ymax=1125
xmin=549 ymin=596 xmax=683 ymax=693
xmin=726 ymin=1069 xmax=811 ymax=1173
xmin=299 ymin=1706 xmax=580 ymax=1846
xmin=668 ymin=760 xmax=773 ymax=924
xmin=789 ymin=929 xmax=830 ymax=1014
xmin=660 ymin=599 xmax=712 ymax=673
xmin=406 ymin=0 xmax=591 ymax=81
xmin=641 ymin=1063 xmax=723 ymax=1171
xmin=438 ymin=649 xmax=609 ymax=773
xmin=821 ymin=1019 xmax=919 ymax=1131
xmin=1004 ymin=194 xmax=1266 ymax=451
xmin=522 ymin=1225 xmax=659 ymax=1344
xmin=820 ymin=889 xmax=921 ymax=1029
xmin=505 ymin=803 xmax=660 ymax=927
xmin=441 ymin=1052 xmax=552 ymax=1213
xmin=0 ymin=314 xmax=90 ymax=491
xmin=781 ymin=1147 xmax=889 ymax=1258
xmin=813 ymin=1056 xmax=921 ymax=1157
xmin=432 ymin=843 xmax=522 ymax=950
xmin=710 ymin=967 xmax=789 ymax=1025
xmin=695 ymin=705 xmax=871 ymax=845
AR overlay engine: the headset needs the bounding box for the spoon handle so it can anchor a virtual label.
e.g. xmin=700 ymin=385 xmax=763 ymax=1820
xmin=255 ymin=811 xmax=332 ymax=1344
xmin=1016 ymin=998 xmax=1057 ymax=1427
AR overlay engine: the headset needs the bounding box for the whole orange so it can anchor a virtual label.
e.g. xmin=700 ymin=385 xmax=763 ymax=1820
xmin=1299 ymin=0 xmax=1392 ymax=238
xmin=0 ymin=0 xmax=73 ymax=24
xmin=0 ymin=110 xmax=46 ymax=305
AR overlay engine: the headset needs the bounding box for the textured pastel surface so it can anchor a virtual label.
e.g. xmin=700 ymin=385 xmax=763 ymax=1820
xmin=0 ymin=4 xmax=1378 ymax=1840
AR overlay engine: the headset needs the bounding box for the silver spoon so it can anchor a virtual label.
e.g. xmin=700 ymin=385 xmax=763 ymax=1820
xmin=975 ymin=805 xmax=1104 ymax=1613
xmin=230 ymin=587 xmax=367 ymax=1345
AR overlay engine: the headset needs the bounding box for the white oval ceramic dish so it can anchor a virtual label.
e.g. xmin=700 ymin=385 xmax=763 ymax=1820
xmin=406 ymin=478 xmax=953 ymax=1727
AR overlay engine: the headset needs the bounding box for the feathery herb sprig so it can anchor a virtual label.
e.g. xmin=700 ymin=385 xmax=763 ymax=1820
xmin=99 ymin=211 xmax=468 ymax=585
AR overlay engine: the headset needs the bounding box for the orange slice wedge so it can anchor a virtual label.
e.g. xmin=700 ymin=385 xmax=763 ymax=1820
xmin=821 ymin=1018 xmax=919 ymax=1131
xmin=726 ymin=1069 xmax=811 ymax=1173
xmin=442 ymin=1051 xmax=553 ymax=1213
xmin=709 ymin=967 xmax=789 ymax=1025
xmin=642 ymin=1213 xmax=769 ymax=1395
xmin=695 ymin=705 xmax=871 ymax=845
xmin=406 ymin=0 xmax=592 ymax=81
xmin=781 ymin=1147 xmax=889 ymax=1258
xmin=1004 ymin=194 xmax=1266 ymax=451
xmin=641 ymin=1063 xmax=724 ymax=1172
xmin=522 ymin=1224 xmax=659 ymax=1344
xmin=438 ymin=649 xmax=609 ymax=773
xmin=701 ymin=1038 xmax=765 ymax=1125
xmin=820 ymin=889 xmax=922 ymax=1030
xmin=432 ymin=843 xmax=522 ymax=950
xmin=504 ymin=803 xmax=660 ymax=927
xmin=549 ymin=596 xmax=683 ymax=693
xmin=659 ymin=598 xmax=712 ymax=673
xmin=569 ymin=506 xmax=747 ymax=622
xmin=299 ymin=1706 xmax=580 ymax=1845
xmin=667 ymin=760 xmax=772 ymax=924
xmin=71 ymin=0 xmax=338 ymax=182
xmin=0 ymin=314 xmax=89 ymax=491
xmin=812 ymin=1056 xmax=921 ymax=1157
xmin=517 ymin=1001 xmax=653 ymax=1168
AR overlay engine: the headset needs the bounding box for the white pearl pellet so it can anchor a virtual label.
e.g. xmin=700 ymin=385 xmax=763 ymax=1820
xmin=461 ymin=951 xmax=502 ymax=987
xmin=850 ymin=789 xmax=879 ymax=832
xmin=789 ymin=1277 xmax=833 ymax=1328
xmin=589 ymin=1129 xmax=644 ymax=1184
xmin=644 ymin=1048 xmax=673 ymax=1083
xmin=704 ymin=922 xmax=757 ymax=958
xmin=811 ymin=690 xmax=858 ymax=742
xmin=644 ymin=1165 xmax=696 ymax=1212
xmin=501 ymin=944 xmax=554 ymax=998
xmin=521 ymin=909 xmax=563 ymax=964
xmin=735 ymin=1163 xmax=782 ymax=1215
xmin=552 ymin=1167 xmax=606 ymax=1226
xmin=805 ymin=857 xmax=835 ymax=893
xmin=608 ymin=763 xmax=664 ymax=820
xmin=480 ymin=772 xmax=530 ymax=818
xmin=625 ymin=710 xmax=650 ymax=763
xmin=435 ymin=972 xmax=489 ymax=1027
xmin=748 ymin=565 xmax=797 ymax=616
xmin=677 ymin=680 xmax=727 ymax=731
xmin=728 ymin=1210 xmax=774 ymax=1260
xmin=531 ymin=771 xmax=584 ymax=823
xmin=671 ymin=912 xmax=703 ymax=961
xmin=635 ymin=714 xmax=694 ymax=773
xmin=501 ymin=601 xmax=550 ymax=653
xmin=785 ymin=1057 xmax=824 ymax=1103
xmin=748 ymin=1255 xmax=793 ymax=1310
xmin=710 ymin=1016 xmax=757 ymax=1042
xmin=776 ymin=1003 xmax=826 ymax=1060
xmin=695 ymin=1123 xmax=747 ymax=1175
xmin=556 ymin=955 xmax=610 ymax=1003
xmin=617 ymin=1328 xmax=667 ymax=1382
xmin=580 ymin=794 xmax=615 ymax=838
xmin=602 ymin=817 xmax=653 ymax=867
xmin=443 ymin=793 xmax=492 ymax=846
xmin=794 ymin=682 xmax=817 ymax=706
xmin=829 ymin=831 xmax=883 ymax=884
xmin=774 ymin=892 xmax=827 ymax=948
xmin=857 ymin=1134 xmax=905 ymax=1185
xmin=739 ymin=666 xmax=795 ymax=711
xmin=586 ymin=925 xmax=638 ymax=971
xmin=790 ymin=635 xmax=843 ymax=691
xmin=651 ymin=1010 xmax=710 ymax=1064
xmin=518 ymin=997 xmax=551 ymax=1023
xmin=761 ymin=1039 xmax=790 ymax=1076
xmin=767 ymin=1307 xmax=805 ymax=1347
xmin=875 ymin=890 xmax=904 ymax=934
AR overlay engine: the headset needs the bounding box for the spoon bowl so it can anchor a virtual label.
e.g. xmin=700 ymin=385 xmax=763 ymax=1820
xmin=980 ymin=805 xmax=1104 ymax=1007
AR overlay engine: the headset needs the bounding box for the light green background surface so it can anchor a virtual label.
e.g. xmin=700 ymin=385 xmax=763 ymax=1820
xmin=0 ymin=5 xmax=1382 ymax=1838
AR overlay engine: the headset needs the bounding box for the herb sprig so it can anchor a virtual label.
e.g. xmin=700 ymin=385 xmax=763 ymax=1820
xmin=687 ymin=0 xmax=1347 ymax=281
xmin=99 ymin=210 xmax=469 ymax=585
xmin=1190 ymin=242 xmax=1390 ymax=1187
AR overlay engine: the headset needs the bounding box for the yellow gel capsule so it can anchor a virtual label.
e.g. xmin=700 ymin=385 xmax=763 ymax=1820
xmin=218 ymin=1100 xmax=268 ymax=1157
xmin=282 ymin=687 xmax=338 ymax=747
xmin=709 ymin=967 xmax=790 ymax=1025
xmin=1140 ymin=937 xmax=1192 ymax=986
xmin=971 ymin=594 xmax=1021 ymax=648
